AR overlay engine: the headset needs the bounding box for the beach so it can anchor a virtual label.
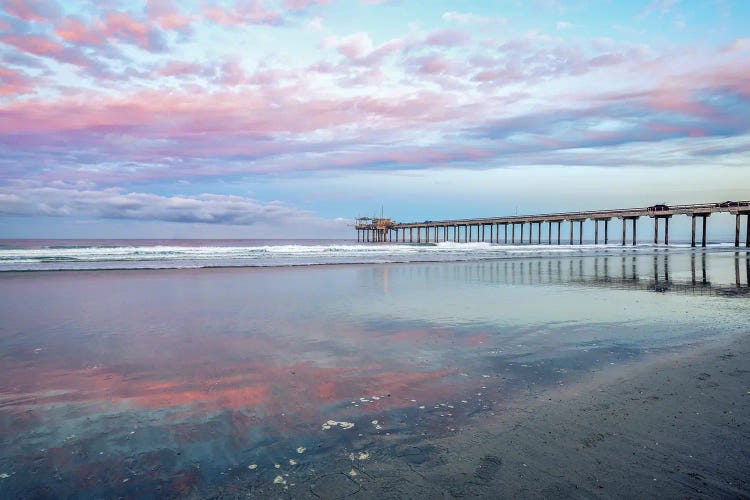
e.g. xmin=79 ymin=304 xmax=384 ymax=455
xmin=0 ymin=244 xmax=748 ymax=498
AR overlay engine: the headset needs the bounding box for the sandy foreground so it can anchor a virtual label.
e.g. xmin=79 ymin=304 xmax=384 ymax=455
xmin=273 ymin=333 xmax=750 ymax=499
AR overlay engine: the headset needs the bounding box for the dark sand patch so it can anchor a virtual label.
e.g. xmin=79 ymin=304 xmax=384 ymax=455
xmin=313 ymin=334 xmax=747 ymax=499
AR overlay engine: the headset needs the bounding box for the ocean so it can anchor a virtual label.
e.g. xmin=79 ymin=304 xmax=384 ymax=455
xmin=0 ymin=240 xmax=748 ymax=497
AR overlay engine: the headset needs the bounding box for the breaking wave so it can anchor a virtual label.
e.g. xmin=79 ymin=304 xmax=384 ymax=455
xmin=0 ymin=240 xmax=736 ymax=272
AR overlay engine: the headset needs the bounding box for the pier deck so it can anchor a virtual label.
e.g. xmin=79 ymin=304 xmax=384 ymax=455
xmin=355 ymin=201 xmax=750 ymax=247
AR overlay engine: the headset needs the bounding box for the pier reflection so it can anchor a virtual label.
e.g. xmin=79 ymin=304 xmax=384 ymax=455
xmin=368 ymin=252 xmax=750 ymax=297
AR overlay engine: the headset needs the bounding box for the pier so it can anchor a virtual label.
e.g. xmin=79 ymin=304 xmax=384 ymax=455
xmin=355 ymin=201 xmax=750 ymax=247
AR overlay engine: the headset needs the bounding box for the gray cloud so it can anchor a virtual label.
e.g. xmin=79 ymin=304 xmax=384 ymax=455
xmin=0 ymin=184 xmax=314 ymax=226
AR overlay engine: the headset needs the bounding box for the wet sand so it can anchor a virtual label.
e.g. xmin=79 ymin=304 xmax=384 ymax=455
xmin=2 ymin=254 xmax=748 ymax=498
xmin=260 ymin=333 xmax=750 ymax=499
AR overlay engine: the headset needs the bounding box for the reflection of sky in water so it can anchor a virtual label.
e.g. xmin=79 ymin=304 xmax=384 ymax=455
xmin=0 ymin=252 xmax=748 ymax=496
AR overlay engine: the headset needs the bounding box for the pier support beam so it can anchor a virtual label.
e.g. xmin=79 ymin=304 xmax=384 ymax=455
xmin=736 ymin=214 xmax=741 ymax=247
xmin=504 ymin=224 xmax=508 ymax=244
xmin=632 ymin=218 xmax=638 ymax=246
xmin=622 ymin=218 xmax=626 ymax=246
xmin=604 ymin=219 xmax=609 ymax=244
xmin=691 ymin=216 xmax=696 ymax=247
xmin=653 ymin=216 xmax=672 ymax=245
xmin=520 ymin=223 xmax=525 ymax=244
xmin=537 ymin=222 xmax=541 ymax=244
xmin=594 ymin=220 xmax=599 ymax=244
xmin=512 ymin=223 xmax=516 ymax=244
xmin=747 ymin=213 xmax=750 ymax=247
xmin=579 ymin=220 xmax=584 ymax=245
xmin=548 ymin=222 xmax=552 ymax=244
xmin=569 ymin=220 xmax=574 ymax=245
xmin=557 ymin=221 xmax=561 ymax=245
xmin=702 ymin=216 xmax=708 ymax=247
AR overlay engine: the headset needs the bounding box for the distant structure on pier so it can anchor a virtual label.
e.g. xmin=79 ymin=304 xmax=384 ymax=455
xmin=355 ymin=201 xmax=750 ymax=248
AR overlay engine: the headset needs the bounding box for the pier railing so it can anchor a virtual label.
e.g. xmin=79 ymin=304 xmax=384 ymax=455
xmin=355 ymin=201 xmax=750 ymax=247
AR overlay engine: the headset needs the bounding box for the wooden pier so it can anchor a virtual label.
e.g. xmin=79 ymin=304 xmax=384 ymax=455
xmin=355 ymin=201 xmax=750 ymax=247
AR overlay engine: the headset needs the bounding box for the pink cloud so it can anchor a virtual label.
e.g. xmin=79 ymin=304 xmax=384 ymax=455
xmin=217 ymin=59 xmax=247 ymax=85
xmin=424 ymin=28 xmax=470 ymax=47
xmin=2 ymin=0 xmax=61 ymax=23
xmin=157 ymin=61 xmax=207 ymax=77
xmin=204 ymin=1 xmax=283 ymax=26
xmin=0 ymin=67 xmax=35 ymax=96
xmin=644 ymin=87 xmax=717 ymax=120
xmin=1 ymin=34 xmax=65 ymax=58
xmin=55 ymin=18 xmax=106 ymax=45
xmin=102 ymin=11 xmax=163 ymax=51
xmin=145 ymin=0 xmax=193 ymax=32
xmin=324 ymin=32 xmax=374 ymax=60
xmin=412 ymin=54 xmax=465 ymax=76
xmin=283 ymin=0 xmax=332 ymax=10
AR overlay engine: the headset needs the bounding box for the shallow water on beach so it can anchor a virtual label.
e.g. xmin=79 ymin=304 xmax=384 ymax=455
xmin=0 ymin=251 xmax=748 ymax=497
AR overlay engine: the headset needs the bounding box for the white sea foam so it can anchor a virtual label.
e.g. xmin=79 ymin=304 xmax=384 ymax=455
xmin=0 ymin=241 xmax=736 ymax=272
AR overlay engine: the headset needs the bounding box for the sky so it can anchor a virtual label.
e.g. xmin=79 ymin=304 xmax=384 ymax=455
xmin=0 ymin=0 xmax=749 ymax=239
